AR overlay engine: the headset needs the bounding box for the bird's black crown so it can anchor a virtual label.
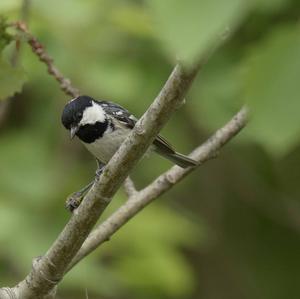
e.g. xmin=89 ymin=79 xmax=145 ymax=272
xmin=61 ymin=95 xmax=94 ymax=129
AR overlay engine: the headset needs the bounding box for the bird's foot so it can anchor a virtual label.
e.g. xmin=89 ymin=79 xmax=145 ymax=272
xmin=65 ymin=162 xmax=105 ymax=212
xmin=65 ymin=191 xmax=85 ymax=212
xmin=65 ymin=181 xmax=94 ymax=212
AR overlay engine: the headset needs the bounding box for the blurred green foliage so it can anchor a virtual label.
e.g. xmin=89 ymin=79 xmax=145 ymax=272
xmin=0 ymin=44 xmax=27 ymax=100
xmin=148 ymin=0 xmax=249 ymax=64
xmin=1 ymin=0 xmax=300 ymax=299
xmin=241 ymin=25 xmax=300 ymax=156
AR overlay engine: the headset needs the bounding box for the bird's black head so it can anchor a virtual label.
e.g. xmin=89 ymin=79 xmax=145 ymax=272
xmin=61 ymin=95 xmax=93 ymax=130
xmin=61 ymin=95 xmax=108 ymax=143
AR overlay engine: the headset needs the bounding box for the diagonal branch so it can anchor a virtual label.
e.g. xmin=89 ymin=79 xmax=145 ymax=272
xmin=7 ymin=63 xmax=201 ymax=299
xmin=67 ymin=106 xmax=248 ymax=271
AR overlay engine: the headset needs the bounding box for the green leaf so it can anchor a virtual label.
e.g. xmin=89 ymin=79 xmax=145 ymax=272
xmin=240 ymin=25 xmax=300 ymax=156
xmin=188 ymin=52 xmax=243 ymax=131
xmin=110 ymin=4 xmax=154 ymax=38
xmin=0 ymin=44 xmax=27 ymax=100
xmin=0 ymin=17 xmax=14 ymax=51
xmin=147 ymin=0 xmax=251 ymax=64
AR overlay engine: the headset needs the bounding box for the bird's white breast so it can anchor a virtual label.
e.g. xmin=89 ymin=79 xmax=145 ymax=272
xmin=82 ymin=124 xmax=130 ymax=163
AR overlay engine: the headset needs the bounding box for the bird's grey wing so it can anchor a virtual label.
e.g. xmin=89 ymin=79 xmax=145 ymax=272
xmin=99 ymin=100 xmax=176 ymax=154
xmin=99 ymin=100 xmax=136 ymax=128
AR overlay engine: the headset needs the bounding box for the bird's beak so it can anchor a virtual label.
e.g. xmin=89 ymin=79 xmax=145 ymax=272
xmin=70 ymin=125 xmax=79 ymax=139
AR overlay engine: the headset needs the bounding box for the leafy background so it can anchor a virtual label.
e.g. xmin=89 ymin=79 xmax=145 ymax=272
xmin=1 ymin=0 xmax=300 ymax=298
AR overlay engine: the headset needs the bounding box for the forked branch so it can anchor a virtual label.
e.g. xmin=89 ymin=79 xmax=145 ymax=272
xmin=67 ymin=106 xmax=248 ymax=270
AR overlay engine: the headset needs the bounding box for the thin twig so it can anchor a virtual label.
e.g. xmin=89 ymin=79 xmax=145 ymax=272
xmin=12 ymin=21 xmax=80 ymax=97
xmin=67 ymin=106 xmax=248 ymax=270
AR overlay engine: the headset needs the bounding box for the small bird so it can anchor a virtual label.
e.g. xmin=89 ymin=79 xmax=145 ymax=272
xmin=62 ymin=95 xmax=197 ymax=167
xmin=61 ymin=95 xmax=197 ymax=209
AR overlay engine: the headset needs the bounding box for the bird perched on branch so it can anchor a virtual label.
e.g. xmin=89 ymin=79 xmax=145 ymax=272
xmin=61 ymin=95 xmax=197 ymax=210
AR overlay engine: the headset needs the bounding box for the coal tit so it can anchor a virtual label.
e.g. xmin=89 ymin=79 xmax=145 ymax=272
xmin=61 ymin=95 xmax=197 ymax=169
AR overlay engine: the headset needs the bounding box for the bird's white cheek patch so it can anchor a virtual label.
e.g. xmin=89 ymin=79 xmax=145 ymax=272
xmin=80 ymin=102 xmax=106 ymax=125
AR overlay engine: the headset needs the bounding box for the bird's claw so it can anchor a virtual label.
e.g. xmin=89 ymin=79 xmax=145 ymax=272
xmin=65 ymin=163 xmax=104 ymax=212
xmin=65 ymin=191 xmax=84 ymax=212
xmin=95 ymin=166 xmax=105 ymax=180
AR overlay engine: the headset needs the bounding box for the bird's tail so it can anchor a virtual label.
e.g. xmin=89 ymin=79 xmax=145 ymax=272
xmin=159 ymin=151 xmax=198 ymax=168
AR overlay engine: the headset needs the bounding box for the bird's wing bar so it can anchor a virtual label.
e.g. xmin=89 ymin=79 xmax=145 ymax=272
xmin=99 ymin=100 xmax=136 ymax=128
